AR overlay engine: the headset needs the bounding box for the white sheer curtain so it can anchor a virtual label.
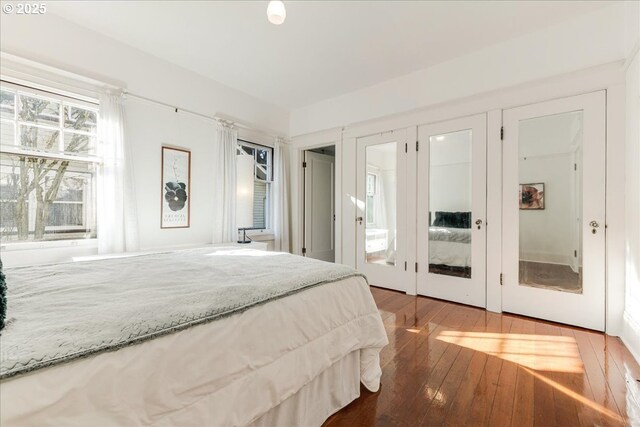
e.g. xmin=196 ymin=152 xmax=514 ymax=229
xmin=97 ymin=92 xmax=139 ymax=254
xmin=213 ymin=122 xmax=238 ymax=243
xmin=273 ymin=138 xmax=291 ymax=252
xmin=373 ymin=172 xmax=388 ymax=230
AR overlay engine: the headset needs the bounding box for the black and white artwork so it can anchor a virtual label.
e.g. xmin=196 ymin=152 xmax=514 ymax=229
xmin=161 ymin=146 xmax=191 ymax=228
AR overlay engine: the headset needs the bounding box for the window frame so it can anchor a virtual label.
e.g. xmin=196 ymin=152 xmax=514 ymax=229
xmin=0 ymin=80 xmax=100 ymax=248
xmin=237 ymin=139 xmax=274 ymax=236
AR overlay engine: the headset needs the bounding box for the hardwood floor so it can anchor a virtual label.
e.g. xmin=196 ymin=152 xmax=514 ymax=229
xmin=323 ymin=287 xmax=640 ymax=427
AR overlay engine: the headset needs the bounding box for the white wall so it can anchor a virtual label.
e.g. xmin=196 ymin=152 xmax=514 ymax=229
xmin=622 ymin=0 xmax=640 ymax=362
xmin=125 ymin=99 xmax=217 ymax=250
xmin=290 ymin=3 xmax=626 ymax=136
xmin=0 ymin=12 xmax=288 ymax=266
xmin=519 ymin=155 xmax=575 ymax=265
xmin=0 ymin=12 xmax=289 ymax=134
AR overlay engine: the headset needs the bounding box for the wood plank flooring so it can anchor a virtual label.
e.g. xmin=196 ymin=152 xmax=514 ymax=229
xmin=323 ymin=287 xmax=640 ymax=427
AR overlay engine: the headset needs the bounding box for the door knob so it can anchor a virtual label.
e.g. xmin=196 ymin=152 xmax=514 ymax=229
xmin=475 ymin=219 xmax=483 ymax=230
xmin=589 ymin=221 xmax=599 ymax=228
xmin=356 ymin=216 xmax=363 ymax=225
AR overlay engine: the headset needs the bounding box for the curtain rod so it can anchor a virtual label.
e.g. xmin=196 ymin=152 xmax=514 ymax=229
xmin=122 ymin=91 xmax=283 ymax=140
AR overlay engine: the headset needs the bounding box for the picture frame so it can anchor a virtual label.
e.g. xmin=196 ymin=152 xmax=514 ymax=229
xmin=519 ymin=183 xmax=545 ymax=210
xmin=161 ymin=146 xmax=191 ymax=228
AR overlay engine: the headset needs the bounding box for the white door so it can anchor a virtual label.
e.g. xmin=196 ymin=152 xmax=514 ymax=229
xmin=356 ymin=130 xmax=409 ymax=291
xmin=416 ymin=114 xmax=487 ymax=307
xmin=502 ymin=91 xmax=606 ymax=331
xmin=304 ymin=151 xmax=335 ymax=262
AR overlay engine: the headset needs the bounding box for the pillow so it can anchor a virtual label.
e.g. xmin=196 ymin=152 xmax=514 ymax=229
xmin=432 ymin=211 xmax=471 ymax=229
xmin=0 ymin=259 xmax=5 ymax=330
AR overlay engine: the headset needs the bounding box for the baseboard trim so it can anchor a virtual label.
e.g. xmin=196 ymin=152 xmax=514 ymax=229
xmin=620 ymin=311 xmax=640 ymax=365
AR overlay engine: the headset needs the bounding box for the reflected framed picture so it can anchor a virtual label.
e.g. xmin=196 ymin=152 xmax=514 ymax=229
xmin=519 ymin=183 xmax=544 ymax=210
xmin=161 ymin=146 xmax=191 ymax=228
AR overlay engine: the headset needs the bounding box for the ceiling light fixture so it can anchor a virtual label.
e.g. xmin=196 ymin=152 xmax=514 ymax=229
xmin=267 ymin=1 xmax=286 ymax=25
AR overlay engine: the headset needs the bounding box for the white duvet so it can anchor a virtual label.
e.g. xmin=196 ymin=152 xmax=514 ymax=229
xmin=0 ymin=275 xmax=387 ymax=426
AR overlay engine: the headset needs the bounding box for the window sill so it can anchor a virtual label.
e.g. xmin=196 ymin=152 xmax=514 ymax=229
xmin=0 ymin=238 xmax=98 ymax=252
xmin=246 ymin=230 xmax=275 ymax=240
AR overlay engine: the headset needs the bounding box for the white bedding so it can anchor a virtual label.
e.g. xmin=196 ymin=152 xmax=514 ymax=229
xmin=0 ymin=275 xmax=387 ymax=426
xmin=429 ymin=240 xmax=471 ymax=267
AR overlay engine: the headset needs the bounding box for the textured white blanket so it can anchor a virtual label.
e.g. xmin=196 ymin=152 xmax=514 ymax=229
xmin=0 ymin=248 xmax=365 ymax=379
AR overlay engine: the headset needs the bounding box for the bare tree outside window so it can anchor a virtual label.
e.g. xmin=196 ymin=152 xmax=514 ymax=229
xmin=0 ymin=85 xmax=98 ymax=243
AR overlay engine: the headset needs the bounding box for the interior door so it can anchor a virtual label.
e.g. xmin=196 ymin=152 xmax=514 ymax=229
xmin=303 ymin=151 xmax=335 ymax=262
xmin=502 ymin=91 xmax=606 ymax=331
xmin=356 ymin=130 xmax=409 ymax=291
xmin=416 ymin=114 xmax=487 ymax=307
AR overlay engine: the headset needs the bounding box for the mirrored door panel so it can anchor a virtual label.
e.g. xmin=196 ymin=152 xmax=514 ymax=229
xmin=428 ymin=129 xmax=472 ymax=279
xmin=356 ymin=130 xmax=408 ymax=292
xmin=518 ymin=111 xmax=583 ymax=294
xmin=503 ymin=91 xmax=605 ymax=331
xmin=365 ymin=142 xmax=397 ymax=266
xmin=417 ymin=114 xmax=487 ymax=308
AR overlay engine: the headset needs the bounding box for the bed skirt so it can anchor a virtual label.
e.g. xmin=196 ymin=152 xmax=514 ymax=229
xmin=251 ymin=350 xmax=360 ymax=426
xmin=0 ymin=276 xmax=386 ymax=426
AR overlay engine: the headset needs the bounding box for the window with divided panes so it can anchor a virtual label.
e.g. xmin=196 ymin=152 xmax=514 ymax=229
xmin=0 ymin=82 xmax=99 ymax=243
xmin=236 ymin=140 xmax=273 ymax=229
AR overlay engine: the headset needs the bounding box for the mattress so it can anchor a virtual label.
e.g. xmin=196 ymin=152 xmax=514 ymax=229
xmin=0 ymin=272 xmax=387 ymax=426
xmin=1 ymin=247 xmax=367 ymax=379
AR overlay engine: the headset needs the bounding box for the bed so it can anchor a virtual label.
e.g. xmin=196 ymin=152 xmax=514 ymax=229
xmin=429 ymin=211 xmax=472 ymax=277
xmin=0 ymin=246 xmax=388 ymax=427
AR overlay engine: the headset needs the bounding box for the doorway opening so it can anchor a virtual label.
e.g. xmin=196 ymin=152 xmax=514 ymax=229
xmin=303 ymin=145 xmax=336 ymax=262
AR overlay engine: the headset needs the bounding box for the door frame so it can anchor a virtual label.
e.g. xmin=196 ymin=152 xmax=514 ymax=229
xmin=289 ymin=130 xmax=343 ymax=263
xmin=355 ymin=128 xmax=411 ymax=292
xmin=303 ymin=150 xmax=336 ymax=262
xmin=501 ymin=90 xmax=607 ymax=331
xmin=416 ymin=113 xmax=488 ymax=308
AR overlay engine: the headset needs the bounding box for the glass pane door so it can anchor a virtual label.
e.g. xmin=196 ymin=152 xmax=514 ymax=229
xmin=417 ymin=114 xmax=487 ymax=308
xmin=502 ymin=91 xmax=605 ymax=331
xmin=356 ymin=131 xmax=408 ymax=292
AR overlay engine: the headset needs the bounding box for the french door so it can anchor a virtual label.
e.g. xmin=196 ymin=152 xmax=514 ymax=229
xmin=355 ymin=130 xmax=410 ymax=291
xmin=502 ymin=91 xmax=606 ymax=331
xmin=416 ymin=114 xmax=487 ymax=307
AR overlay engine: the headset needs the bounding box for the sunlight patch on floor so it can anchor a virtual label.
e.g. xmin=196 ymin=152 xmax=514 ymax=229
xmin=436 ymin=331 xmax=584 ymax=373
xmin=523 ymin=367 xmax=624 ymax=423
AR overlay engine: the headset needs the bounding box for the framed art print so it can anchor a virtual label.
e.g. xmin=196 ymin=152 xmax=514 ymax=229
xmin=519 ymin=183 xmax=545 ymax=210
xmin=161 ymin=146 xmax=191 ymax=228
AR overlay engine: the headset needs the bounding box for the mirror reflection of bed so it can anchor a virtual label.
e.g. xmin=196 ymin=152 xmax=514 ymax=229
xmin=428 ymin=130 xmax=473 ymax=279
xmin=429 ymin=211 xmax=471 ymax=278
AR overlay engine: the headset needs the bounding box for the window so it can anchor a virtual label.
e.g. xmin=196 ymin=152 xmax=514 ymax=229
xmin=366 ymin=172 xmax=377 ymax=225
xmin=0 ymin=82 xmax=99 ymax=243
xmin=236 ymin=140 xmax=273 ymax=230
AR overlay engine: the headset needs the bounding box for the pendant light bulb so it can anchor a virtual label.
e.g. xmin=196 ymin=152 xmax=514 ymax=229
xmin=267 ymin=0 xmax=286 ymax=25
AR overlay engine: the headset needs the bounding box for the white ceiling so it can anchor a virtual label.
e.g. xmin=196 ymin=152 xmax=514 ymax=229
xmin=48 ymin=1 xmax=613 ymax=109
